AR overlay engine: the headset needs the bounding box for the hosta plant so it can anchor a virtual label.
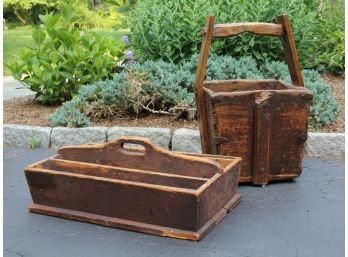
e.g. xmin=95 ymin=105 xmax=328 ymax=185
xmin=7 ymin=8 xmax=125 ymax=104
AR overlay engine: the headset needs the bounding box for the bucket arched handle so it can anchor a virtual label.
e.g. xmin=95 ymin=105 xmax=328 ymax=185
xmin=194 ymin=14 xmax=304 ymax=153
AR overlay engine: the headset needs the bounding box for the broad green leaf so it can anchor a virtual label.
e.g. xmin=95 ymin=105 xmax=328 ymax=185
xmin=95 ymin=57 xmax=103 ymax=69
xmin=42 ymin=71 xmax=53 ymax=83
xmin=249 ymin=37 xmax=255 ymax=47
xmin=32 ymin=30 xmax=46 ymax=46
xmin=50 ymin=52 xmax=59 ymax=63
xmin=26 ymin=77 xmax=42 ymax=85
xmin=32 ymin=65 xmax=43 ymax=77
xmin=59 ymin=71 xmax=75 ymax=81
xmin=253 ymin=51 xmax=262 ymax=60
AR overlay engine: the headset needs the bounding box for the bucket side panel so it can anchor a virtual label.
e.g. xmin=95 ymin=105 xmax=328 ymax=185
xmin=210 ymin=94 xmax=255 ymax=179
xmin=269 ymin=93 xmax=311 ymax=177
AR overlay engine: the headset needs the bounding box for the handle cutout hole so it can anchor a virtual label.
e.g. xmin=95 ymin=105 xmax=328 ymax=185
xmin=120 ymin=143 xmax=146 ymax=155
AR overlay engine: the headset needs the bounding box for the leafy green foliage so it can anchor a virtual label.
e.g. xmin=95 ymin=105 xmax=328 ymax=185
xmin=302 ymin=70 xmax=341 ymax=128
xmin=60 ymin=0 xmax=125 ymax=29
xmin=312 ymin=0 xmax=345 ymax=73
xmin=48 ymin=99 xmax=91 ymax=127
xmin=49 ymin=54 xmax=340 ymax=129
xmin=4 ymin=0 xmax=60 ymax=25
xmin=205 ymin=55 xmax=263 ymax=80
xmin=106 ymin=0 xmax=137 ymax=14
xmin=261 ymin=61 xmax=291 ymax=81
xmin=28 ymin=136 xmax=41 ymax=148
xmin=129 ymin=0 xmax=215 ymax=63
xmin=129 ymin=0 xmax=321 ymax=66
xmin=7 ymin=8 xmax=125 ymax=104
xmin=4 ymin=0 xmax=125 ymax=29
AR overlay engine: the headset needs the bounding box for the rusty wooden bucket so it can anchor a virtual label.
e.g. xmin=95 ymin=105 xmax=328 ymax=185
xmin=24 ymin=136 xmax=242 ymax=241
xmin=194 ymin=15 xmax=313 ymax=185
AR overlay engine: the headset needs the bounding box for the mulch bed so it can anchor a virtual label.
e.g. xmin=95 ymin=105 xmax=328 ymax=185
xmin=3 ymin=73 xmax=344 ymax=132
xmin=319 ymin=73 xmax=345 ymax=133
xmin=3 ymin=96 xmax=199 ymax=131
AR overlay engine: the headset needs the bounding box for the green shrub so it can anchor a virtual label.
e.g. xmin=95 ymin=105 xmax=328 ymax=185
xmin=49 ymin=54 xmax=340 ymax=129
xmin=48 ymin=99 xmax=91 ymax=127
xmin=205 ymin=55 xmax=263 ymax=80
xmin=302 ymin=70 xmax=341 ymax=128
xmin=261 ymin=60 xmax=291 ymax=81
xmin=129 ymin=0 xmax=321 ymax=66
xmin=61 ymin=0 xmax=125 ymax=29
xmin=7 ymin=8 xmax=125 ymax=104
xmin=105 ymin=0 xmax=137 ymax=28
xmin=129 ymin=0 xmax=215 ymax=63
xmin=4 ymin=0 xmax=60 ymax=25
xmin=313 ymin=0 xmax=344 ymax=73
xmin=106 ymin=0 xmax=137 ymax=13
xmin=316 ymin=31 xmax=344 ymax=73
xmin=4 ymin=0 xmax=125 ymax=29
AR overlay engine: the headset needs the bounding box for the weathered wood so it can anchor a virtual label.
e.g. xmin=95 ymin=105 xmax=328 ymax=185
xmin=58 ymin=136 xmax=221 ymax=178
xmin=195 ymin=15 xmax=312 ymax=185
xmin=253 ymin=92 xmax=272 ymax=185
xmin=267 ymin=92 xmax=311 ymax=176
xmin=203 ymin=80 xmax=312 ymax=185
xmin=277 ymin=15 xmax=304 ymax=87
xmin=198 ymin=164 xmax=240 ymax=227
xmin=203 ymin=23 xmax=284 ymax=37
xmin=43 ymin=159 xmax=208 ymax=189
xmin=209 ymin=92 xmax=256 ymax=178
xmin=24 ymin=136 xmax=242 ymax=240
xmin=194 ymin=16 xmax=215 ymax=154
xmin=204 ymin=79 xmax=281 ymax=92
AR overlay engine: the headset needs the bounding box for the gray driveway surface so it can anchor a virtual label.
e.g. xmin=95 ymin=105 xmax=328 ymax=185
xmin=4 ymin=148 xmax=344 ymax=257
xmin=3 ymin=76 xmax=34 ymax=100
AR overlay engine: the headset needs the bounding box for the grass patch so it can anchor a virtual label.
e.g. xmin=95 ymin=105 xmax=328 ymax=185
xmin=92 ymin=28 xmax=129 ymax=40
xmin=3 ymin=26 xmax=34 ymax=76
xmin=3 ymin=26 xmax=129 ymax=76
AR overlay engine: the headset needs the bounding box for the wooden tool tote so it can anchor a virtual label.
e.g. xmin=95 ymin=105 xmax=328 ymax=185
xmin=25 ymin=136 xmax=242 ymax=241
xmin=194 ymin=15 xmax=313 ymax=185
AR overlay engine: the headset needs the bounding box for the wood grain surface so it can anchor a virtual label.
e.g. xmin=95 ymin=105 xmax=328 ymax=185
xmin=24 ymin=136 xmax=242 ymax=240
xmin=195 ymin=15 xmax=312 ymax=185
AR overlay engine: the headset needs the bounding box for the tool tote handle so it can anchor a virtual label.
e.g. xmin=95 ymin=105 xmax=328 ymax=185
xmin=194 ymin=14 xmax=304 ymax=153
xmin=111 ymin=136 xmax=155 ymax=155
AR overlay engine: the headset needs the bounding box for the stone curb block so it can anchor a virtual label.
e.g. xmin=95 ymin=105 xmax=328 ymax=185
xmin=108 ymin=127 xmax=171 ymax=148
xmin=3 ymin=124 xmax=51 ymax=148
xmin=305 ymin=133 xmax=345 ymax=159
xmin=3 ymin=124 xmax=344 ymax=159
xmin=172 ymin=129 xmax=344 ymax=159
xmin=172 ymin=128 xmax=202 ymax=153
xmin=50 ymin=127 xmax=107 ymax=148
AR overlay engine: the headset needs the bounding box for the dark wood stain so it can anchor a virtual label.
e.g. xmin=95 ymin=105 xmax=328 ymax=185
xmin=195 ymin=15 xmax=313 ymax=185
xmin=24 ymin=136 xmax=242 ymax=241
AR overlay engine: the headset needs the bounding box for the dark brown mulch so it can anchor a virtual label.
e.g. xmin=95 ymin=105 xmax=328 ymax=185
xmin=3 ymin=96 xmax=199 ymax=130
xmin=3 ymin=73 xmax=344 ymax=132
xmin=4 ymin=96 xmax=59 ymax=127
xmin=318 ymin=73 xmax=345 ymax=133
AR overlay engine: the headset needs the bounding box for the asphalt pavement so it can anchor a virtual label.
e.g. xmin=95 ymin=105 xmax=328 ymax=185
xmin=4 ymin=148 xmax=344 ymax=257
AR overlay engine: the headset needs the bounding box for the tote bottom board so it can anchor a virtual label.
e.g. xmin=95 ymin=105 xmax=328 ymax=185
xmin=28 ymin=194 xmax=241 ymax=241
